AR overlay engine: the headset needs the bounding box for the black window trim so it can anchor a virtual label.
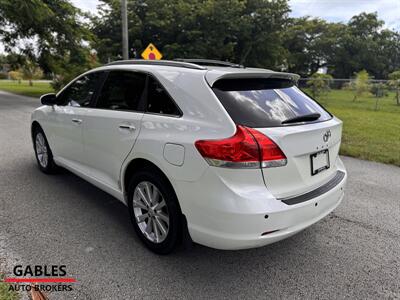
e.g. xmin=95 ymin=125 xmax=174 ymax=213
xmin=143 ymin=72 xmax=183 ymax=118
xmin=89 ymin=71 xmax=108 ymax=108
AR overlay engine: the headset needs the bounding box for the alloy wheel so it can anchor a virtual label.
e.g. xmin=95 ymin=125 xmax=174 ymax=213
xmin=35 ymin=133 xmax=48 ymax=168
xmin=132 ymin=181 xmax=170 ymax=243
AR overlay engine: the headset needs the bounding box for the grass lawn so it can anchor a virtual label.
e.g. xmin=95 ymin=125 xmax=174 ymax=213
xmin=316 ymin=90 xmax=400 ymax=166
xmin=0 ymin=275 xmax=19 ymax=300
xmin=0 ymin=80 xmax=54 ymax=98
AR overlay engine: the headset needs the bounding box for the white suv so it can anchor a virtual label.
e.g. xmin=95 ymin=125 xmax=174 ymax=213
xmin=31 ymin=59 xmax=347 ymax=254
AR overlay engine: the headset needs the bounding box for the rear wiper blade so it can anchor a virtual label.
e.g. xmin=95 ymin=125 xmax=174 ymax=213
xmin=281 ymin=113 xmax=321 ymax=124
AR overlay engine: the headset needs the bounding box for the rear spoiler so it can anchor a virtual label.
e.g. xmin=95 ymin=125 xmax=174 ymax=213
xmin=205 ymin=70 xmax=300 ymax=86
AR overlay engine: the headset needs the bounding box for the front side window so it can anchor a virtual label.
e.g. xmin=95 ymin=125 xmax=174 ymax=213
xmin=146 ymin=76 xmax=181 ymax=116
xmin=57 ymin=72 xmax=101 ymax=107
xmin=212 ymin=78 xmax=332 ymax=127
xmin=96 ymin=71 xmax=146 ymax=111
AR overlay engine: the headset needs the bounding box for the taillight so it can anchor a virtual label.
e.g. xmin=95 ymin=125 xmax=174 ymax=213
xmin=195 ymin=125 xmax=287 ymax=169
xmin=245 ymin=127 xmax=287 ymax=168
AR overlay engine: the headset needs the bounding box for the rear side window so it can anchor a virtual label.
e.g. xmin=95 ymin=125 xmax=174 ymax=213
xmin=146 ymin=76 xmax=181 ymax=116
xmin=212 ymin=78 xmax=332 ymax=127
xmin=96 ymin=71 xmax=146 ymax=111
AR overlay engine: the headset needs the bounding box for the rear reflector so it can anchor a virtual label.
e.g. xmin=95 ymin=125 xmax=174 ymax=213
xmin=261 ymin=229 xmax=280 ymax=236
xmin=195 ymin=125 xmax=287 ymax=169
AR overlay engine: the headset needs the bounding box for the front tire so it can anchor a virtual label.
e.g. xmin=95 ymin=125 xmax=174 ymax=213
xmin=33 ymin=128 xmax=58 ymax=174
xmin=128 ymin=169 xmax=182 ymax=254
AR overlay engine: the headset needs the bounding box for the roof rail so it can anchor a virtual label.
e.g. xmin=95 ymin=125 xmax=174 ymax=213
xmin=174 ymin=58 xmax=244 ymax=68
xmin=106 ymin=59 xmax=206 ymax=70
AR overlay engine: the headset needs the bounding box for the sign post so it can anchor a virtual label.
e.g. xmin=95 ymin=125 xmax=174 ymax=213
xmin=121 ymin=0 xmax=129 ymax=60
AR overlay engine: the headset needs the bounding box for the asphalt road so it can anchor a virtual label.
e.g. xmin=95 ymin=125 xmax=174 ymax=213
xmin=0 ymin=90 xmax=399 ymax=300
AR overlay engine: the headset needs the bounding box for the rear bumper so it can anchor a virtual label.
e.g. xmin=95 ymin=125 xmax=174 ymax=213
xmin=175 ymin=159 xmax=347 ymax=250
xmin=193 ymin=181 xmax=344 ymax=250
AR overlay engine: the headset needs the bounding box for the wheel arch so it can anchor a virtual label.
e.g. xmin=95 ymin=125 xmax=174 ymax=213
xmin=122 ymin=158 xmax=178 ymax=202
xmin=122 ymin=157 xmax=193 ymax=248
xmin=31 ymin=121 xmax=43 ymax=142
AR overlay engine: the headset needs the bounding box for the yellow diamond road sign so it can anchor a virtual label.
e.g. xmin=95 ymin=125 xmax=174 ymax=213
xmin=141 ymin=43 xmax=162 ymax=60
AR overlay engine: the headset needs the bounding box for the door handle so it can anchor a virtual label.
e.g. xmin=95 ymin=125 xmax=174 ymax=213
xmin=72 ymin=118 xmax=82 ymax=124
xmin=119 ymin=124 xmax=136 ymax=131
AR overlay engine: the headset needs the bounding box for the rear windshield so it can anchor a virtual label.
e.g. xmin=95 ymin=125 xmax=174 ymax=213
xmin=212 ymin=78 xmax=332 ymax=127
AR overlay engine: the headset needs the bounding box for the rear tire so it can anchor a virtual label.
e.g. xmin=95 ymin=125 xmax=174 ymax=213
xmin=128 ymin=169 xmax=182 ymax=254
xmin=33 ymin=127 xmax=58 ymax=174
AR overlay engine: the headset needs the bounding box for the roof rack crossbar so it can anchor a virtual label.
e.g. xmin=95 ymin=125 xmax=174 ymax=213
xmin=106 ymin=59 xmax=206 ymax=70
xmin=174 ymin=58 xmax=244 ymax=68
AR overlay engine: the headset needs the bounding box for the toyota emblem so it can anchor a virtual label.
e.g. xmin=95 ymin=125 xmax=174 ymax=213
xmin=323 ymin=130 xmax=331 ymax=142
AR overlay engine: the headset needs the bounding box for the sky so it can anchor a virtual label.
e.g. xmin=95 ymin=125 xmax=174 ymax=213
xmin=71 ymin=0 xmax=400 ymax=30
xmin=289 ymin=0 xmax=400 ymax=30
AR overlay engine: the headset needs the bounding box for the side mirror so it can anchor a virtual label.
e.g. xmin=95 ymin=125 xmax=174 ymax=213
xmin=40 ymin=93 xmax=57 ymax=106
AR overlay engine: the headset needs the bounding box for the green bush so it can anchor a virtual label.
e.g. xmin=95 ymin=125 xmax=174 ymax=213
xmin=388 ymin=70 xmax=400 ymax=105
xmin=306 ymin=73 xmax=333 ymax=98
xmin=352 ymin=70 xmax=371 ymax=101
xmin=370 ymin=83 xmax=388 ymax=98
xmin=8 ymin=70 xmax=23 ymax=82
xmin=21 ymin=60 xmax=43 ymax=86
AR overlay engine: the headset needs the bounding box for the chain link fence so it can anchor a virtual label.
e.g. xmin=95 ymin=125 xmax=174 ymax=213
xmin=298 ymin=78 xmax=390 ymax=93
xmin=298 ymin=78 xmax=400 ymax=108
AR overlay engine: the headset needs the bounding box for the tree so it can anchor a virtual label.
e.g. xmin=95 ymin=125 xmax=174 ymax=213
xmin=21 ymin=60 xmax=44 ymax=86
xmin=50 ymin=49 xmax=100 ymax=90
xmin=91 ymin=0 xmax=290 ymax=68
xmin=284 ymin=18 xmax=344 ymax=77
xmin=8 ymin=70 xmax=23 ymax=83
xmin=352 ymin=70 xmax=371 ymax=101
xmin=284 ymin=12 xmax=400 ymax=78
xmin=388 ymin=71 xmax=400 ymax=106
xmin=232 ymin=0 xmax=290 ymax=67
xmin=0 ymin=52 xmax=25 ymax=70
xmin=0 ymin=1 xmax=92 ymax=52
xmin=2 ymin=1 xmax=400 ymax=83
xmin=370 ymin=82 xmax=387 ymax=98
xmin=370 ymin=82 xmax=387 ymax=111
xmin=306 ymin=73 xmax=332 ymax=98
xmin=328 ymin=13 xmax=400 ymax=79
xmin=0 ymin=0 xmax=96 ymax=89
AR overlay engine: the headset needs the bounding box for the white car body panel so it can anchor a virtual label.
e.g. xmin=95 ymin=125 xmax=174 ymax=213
xmin=82 ymin=108 xmax=143 ymax=190
xmin=45 ymin=105 xmax=87 ymax=164
xmin=257 ymin=117 xmax=343 ymax=198
xmin=205 ymin=67 xmax=300 ymax=86
xmin=31 ymin=61 xmax=347 ymax=250
xmin=175 ymin=155 xmax=346 ymax=250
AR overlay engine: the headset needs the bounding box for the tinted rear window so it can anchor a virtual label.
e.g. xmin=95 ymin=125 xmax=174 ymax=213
xmin=212 ymin=78 xmax=332 ymax=127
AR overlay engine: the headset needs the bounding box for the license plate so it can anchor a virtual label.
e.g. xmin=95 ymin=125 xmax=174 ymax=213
xmin=310 ymin=150 xmax=330 ymax=176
